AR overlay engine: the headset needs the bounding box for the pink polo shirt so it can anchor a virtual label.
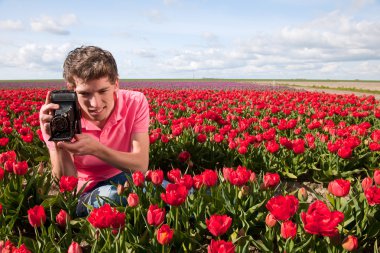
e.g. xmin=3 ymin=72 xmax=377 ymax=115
xmin=43 ymin=89 xmax=149 ymax=192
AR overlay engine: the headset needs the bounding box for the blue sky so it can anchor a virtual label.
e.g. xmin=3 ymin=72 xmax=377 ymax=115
xmin=0 ymin=0 xmax=380 ymax=80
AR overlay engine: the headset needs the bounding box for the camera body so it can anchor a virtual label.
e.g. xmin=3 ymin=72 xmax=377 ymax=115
xmin=49 ymin=90 xmax=82 ymax=141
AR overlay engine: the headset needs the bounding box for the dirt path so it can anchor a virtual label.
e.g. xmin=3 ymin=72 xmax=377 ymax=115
xmin=250 ymin=80 xmax=380 ymax=101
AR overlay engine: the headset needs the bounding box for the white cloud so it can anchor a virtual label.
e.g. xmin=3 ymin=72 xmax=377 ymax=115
xmin=0 ymin=43 xmax=71 ymax=72
xmin=145 ymin=9 xmax=166 ymax=24
xmin=30 ymin=14 xmax=78 ymax=35
xmin=0 ymin=19 xmax=23 ymax=30
xmin=133 ymin=49 xmax=156 ymax=58
xmin=156 ymin=11 xmax=380 ymax=79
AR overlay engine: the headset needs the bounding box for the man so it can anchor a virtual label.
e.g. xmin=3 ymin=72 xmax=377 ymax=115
xmin=39 ymin=46 xmax=149 ymax=216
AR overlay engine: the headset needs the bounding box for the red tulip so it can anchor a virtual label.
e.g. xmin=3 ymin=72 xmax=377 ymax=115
xmin=160 ymin=183 xmax=188 ymax=206
xmin=342 ymin=235 xmax=358 ymax=251
xmin=56 ymin=209 xmax=71 ymax=228
xmin=206 ymin=214 xmax=232 ymax=237
xmin=150 ymin=169 xmax=164 ymax=185
xmin=127 ymin=193 xmax=139 ymax=207
xmin=67 ymin=241 xmax=83 ymax=253
xmin=207 ymin=239 xmax=235 ymax=253
xmin=265 ymin=213 xmax=277 ymax=228
xmin=59 ymin=176 xmax=79 ymax=193
xmin=147 ymin=204 xmax=165 ymax=226
xmin=281 ymin=220 xmax=297 ymax=239
xmin=178 ymin=151 xmax=191 ymax=162
xmin=364 ymin=186 xmax=380 ymax=206
xmin=328 ymin=179 xmax=350 ymax=197
xmin=27 ymin=205 xmax=46 ymax=227
xmin=202 ymin=169 xmax=218 ymax=187
xmin=301 ymin=200 xmax=344 ymax=237
xmin=374 ymin=170 xmax=380 ymax=185
xmin=0 ymin=167 xmax=4 ymax=180
xmin=156 ymin=224 xmax=174 ymax=245
xmin=13 ymin=161 xmax=28 ymax=175
xmin=167 ymin=168 xmax=181 ymax=183
xmin=266 ymin=195 xmax=299 ymax=221
xmin=361 ymin=177 xmax=373 ymax=191
xmin=87 ymin=204 xmax=126 ymax=229
xmin=132 ymin=171 xmax=145 ymax=187
xmin=263 ymin=172 xmax=280 ymax=189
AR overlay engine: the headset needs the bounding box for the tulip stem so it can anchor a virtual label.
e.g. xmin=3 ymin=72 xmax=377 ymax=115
xmin=175 ymin=206 xmax=179 ymax=231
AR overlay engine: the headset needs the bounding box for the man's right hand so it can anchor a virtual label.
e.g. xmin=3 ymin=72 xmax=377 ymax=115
xmin=39 ymin=91 xmax=60 ymax=139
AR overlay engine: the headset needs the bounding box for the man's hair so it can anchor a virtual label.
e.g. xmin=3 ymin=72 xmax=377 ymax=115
xmin=63 ymin=46 xmax=118 ymax=86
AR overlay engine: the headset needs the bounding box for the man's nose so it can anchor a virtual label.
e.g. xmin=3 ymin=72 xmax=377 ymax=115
xmin=89 ymin=94 xmax=100 ymax=107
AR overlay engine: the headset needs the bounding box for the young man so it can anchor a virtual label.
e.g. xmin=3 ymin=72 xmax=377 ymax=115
xmin=39 ymin=46 xmax=149 ymax=216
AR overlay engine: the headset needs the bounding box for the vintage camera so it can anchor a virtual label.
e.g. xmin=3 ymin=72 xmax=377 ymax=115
xmin=49 ymin=90 xmax=82 ymax=141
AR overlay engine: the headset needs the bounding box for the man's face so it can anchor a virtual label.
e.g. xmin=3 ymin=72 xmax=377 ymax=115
xmin=73 ymin=77 xmax=119 ymax=127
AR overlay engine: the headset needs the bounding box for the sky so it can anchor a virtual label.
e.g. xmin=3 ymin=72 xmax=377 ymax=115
xmin=0 ymin=0 xmax=380 ymax=80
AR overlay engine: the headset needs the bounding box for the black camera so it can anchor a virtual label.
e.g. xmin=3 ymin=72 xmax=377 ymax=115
xmin=49 ymin=90 xmax=82 ymax=141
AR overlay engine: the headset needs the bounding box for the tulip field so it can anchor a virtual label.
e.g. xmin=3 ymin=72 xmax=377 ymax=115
xmin=0 ymin=80 xmax=379 ymax=252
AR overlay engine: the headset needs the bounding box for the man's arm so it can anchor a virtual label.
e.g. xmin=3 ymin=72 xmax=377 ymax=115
xmin=49 ymin=148 xmax=77 ymax=179
xmin=57 ymin=132 xmax=149 ymax=174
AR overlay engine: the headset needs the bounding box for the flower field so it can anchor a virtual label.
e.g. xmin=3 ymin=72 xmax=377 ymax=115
xmin=0 ymin=80 xmax=379 ymax=252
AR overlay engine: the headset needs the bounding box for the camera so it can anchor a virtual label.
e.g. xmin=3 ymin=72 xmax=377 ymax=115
xmin=49 ymin=90 xmax=82 ymax=141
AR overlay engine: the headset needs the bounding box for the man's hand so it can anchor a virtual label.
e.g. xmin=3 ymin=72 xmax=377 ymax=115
xmin=39 ymin=91 xmax=59 ymax=138
xmin=57 ymin=134 xmax=100 ymax=156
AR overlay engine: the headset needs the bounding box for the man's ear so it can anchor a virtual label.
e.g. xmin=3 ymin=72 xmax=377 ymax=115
xmin=114 ymin=79 xmax=119 ymax=91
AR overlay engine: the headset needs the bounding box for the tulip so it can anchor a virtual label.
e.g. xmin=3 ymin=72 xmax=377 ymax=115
xmin=342 ymin=235 xmax=358 ymax=251
xmin=328 ymin=179 xmax=350 ymax=197
xmin=160 ymin=183 xmax=188 ymax=206
xmin=0 ymin=167 xmax=4 ymax=181
xmin=263 ymin=172 xmax=280 ymax=189
xmin=59 ymin=176 xmax=79 ymax=193
xmin=374 ymin=170 xmax=380 ymax=185
xmin=266 ymin=195 xmax=299 ymax=221
xmin=206 ymin=214 xmax=232 ymax=237
xmin=361 ymin=177 xmax=373 ymax=191
xmin=281 ymin=220 xmax=297 ymax=239
xmin=127 ymin=193 xmax=139 ymax=207
xmin=156 ymin=224 xmax=174 ymax=245
xmin=151 ymin=169 xmax=164 ymax=185
xmin=56 ymin=209 xmax=71 ymax=228
xmin=132 ymin=171 xmax=145 ymax=187
xmin=68 ymin=241 xmax=83 ymax=253
xmin=265 ymin=213 xmax=277 ymax=228
xmin=116 ymin=184 xmax=125 ymax=195
xmin=147 ymin=204 xmax=165 ymax=226
xmin=298 ymin=187 xmax=308 ymax=201
xmin=207 ymin=239 xmax=235 ymax=253
xmin=27 ymin=205 xmax=46 ymax=227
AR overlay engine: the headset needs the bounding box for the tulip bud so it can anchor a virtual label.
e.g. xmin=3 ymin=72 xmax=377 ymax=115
xmin=361 ymin=177 xmax=373 ymax=191
xmin=127 ymin=193 xmax=139 ymax=207
xmin=249 ymin=172 xmax=257 ymax=182
xmin=265 ymin=213 xmax=277 ymax=228
xmin=68 ymin=241 xmax=83 ymax=253
xmin=241 ymin=185 xmax=250 ymax=196
xmin=123 ymin=180 xmax=130 ymax=190
xmin=298 ymin=187 xmax=308 ymax=201
xmin=342 ymin=235 xmax=358 ymax=251
xmin=374 ymin=169 xmax=380 ymax=185
xmin=117 ymin=184 xmax=125 ymax=196
xmin=38 ymin=162 xmax=44 ymax=175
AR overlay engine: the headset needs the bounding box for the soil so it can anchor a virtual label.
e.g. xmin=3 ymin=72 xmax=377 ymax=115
xmin=251 ymin=80 xmax=380 ymax=100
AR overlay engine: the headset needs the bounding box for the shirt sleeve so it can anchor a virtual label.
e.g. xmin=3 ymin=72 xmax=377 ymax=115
xmin=131 ymin=93 xmax=150 ymax=133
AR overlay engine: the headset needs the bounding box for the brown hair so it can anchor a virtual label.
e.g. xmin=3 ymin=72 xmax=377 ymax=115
xmin=63 ymin=46 xmax=118 ymax=87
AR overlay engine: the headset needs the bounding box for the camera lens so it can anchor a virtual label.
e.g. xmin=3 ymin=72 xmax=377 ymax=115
xmin=51 ymin=115 xmax=69 ymax=132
